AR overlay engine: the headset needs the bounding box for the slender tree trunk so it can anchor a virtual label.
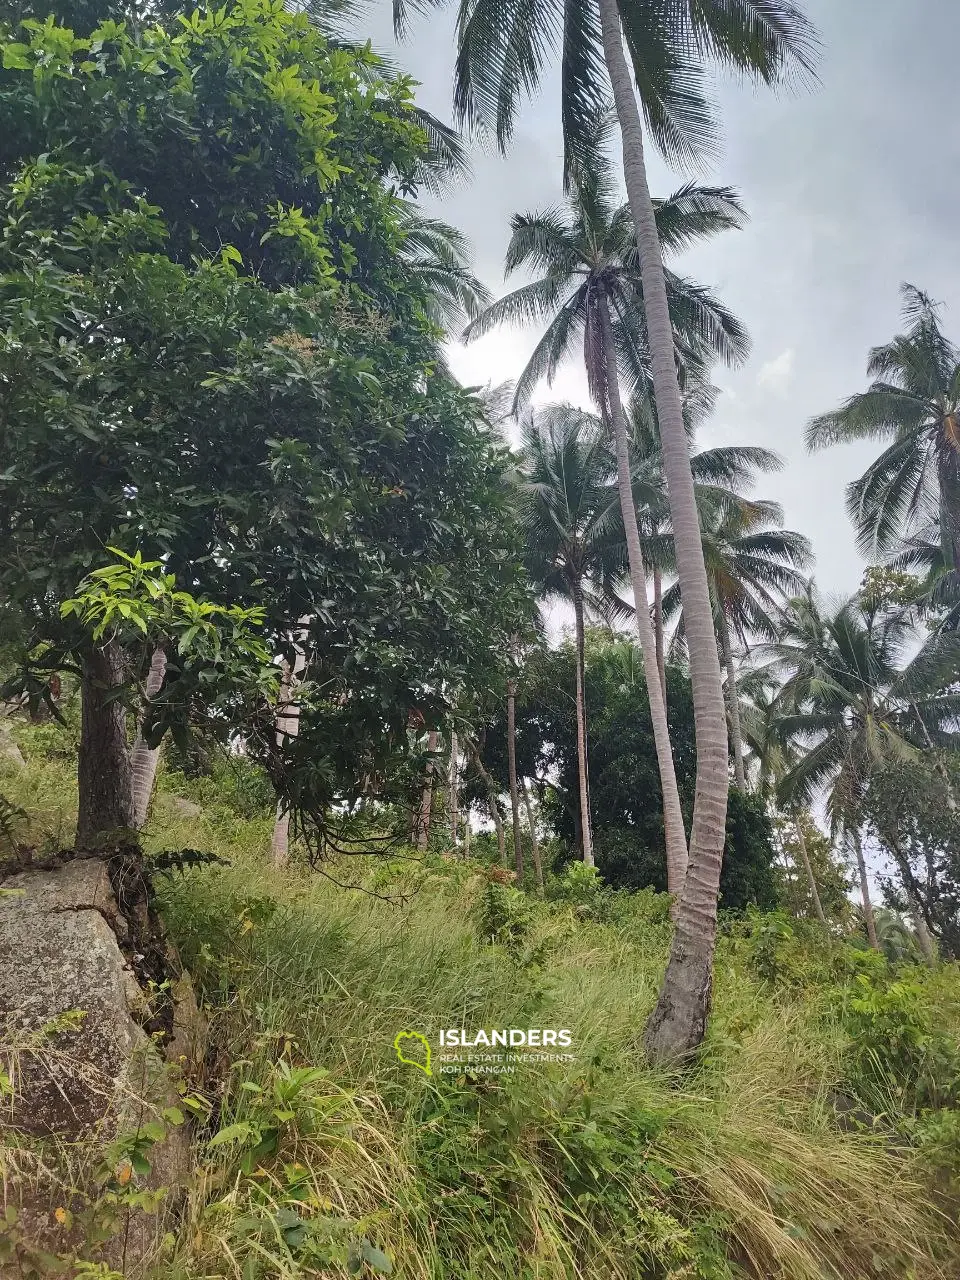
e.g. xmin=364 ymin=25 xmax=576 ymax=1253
xmin=473 ymin=748 xmax=506 ymax=862
xmin=883 ymin=829 xmax=937 ymax=966
xmin=271 ymin=629 xmax=308 ymax=868
xmin=76 ymin=641 xmax=134 ymax=849
xmin=601 ymin=301 xmax=688 ymax=895
xmin=449 ymin=729 xmax=460 ymax=848
xmin=851 ymin=828 xmax=879 ymax=951
xmin=653 ymin=564 xmax=667 ymax=705
xmin=716 ymin=610 xmax=746 ymax=791
xmin=506 ymin=678 xmax=524 ymax=877
xmin=937 ymin=447 xmax=960 ymax=575
xmin=414 ymin=730 xmax=439 ymax=852
xmin=130 ymin=646 xmax=167 ymax=830
xmin=596 ymin=0 xmax=731 ymax=1061
xmin=793 ymin=811 xmax=828 ymax=930
xmin=521 ymin=779 xmax=544 ymax=894
xmin=571 ymin=581 xmax=594 ymax=867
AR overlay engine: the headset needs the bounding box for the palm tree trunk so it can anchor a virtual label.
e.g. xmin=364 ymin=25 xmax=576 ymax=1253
xmin=600 ymin=301 xmax=687 ymax=895
xmin=506 ymin=677 xmax=524 ymax=877
xmin=851 ymin=828 xmax=879 ymax=951
xmin=271 ymin=631 xmax=308 ymax=868
xmin=715 ymin=609 xmax=746 ymax=791
xmin=130 ymin=646 xmax=167 ymax=829
xmin=793 ymin=811 xmax=828 ymax=930
xmin=597 ymin=0 xmax=731 ymax=1063
xmin=473 ymin=748 xmax=506 ymax=862
xmin=571 ymin=580 xmax=594 ymax=867
xmin=449 ymin=729 xmax=459 ymax=848
xmin=76 ymin=641 xmax=134 ymax=850
xmin=653 ymin=564 xmax=667 ymax=705
xmin=521 ymin=779 xmax=544 ymax=894
xmin=414 ymin=729 xmax=439 ymax=852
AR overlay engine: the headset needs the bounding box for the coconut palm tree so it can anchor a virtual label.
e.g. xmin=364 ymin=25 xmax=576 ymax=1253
xmin=765 ymin=587 xmax=960 ymax=951
xmin=404 ymin=0 xmax=818 ymax=1061
xmin=398 ymin=204 xmax=492 ymax=333
xmin=739 ymin=668 xmax=829 ymax=931
xmin=807 ymin=285 xmax=960 ymax=574
xmin=465 ymin=153 xmax=748 ymax=895
xmin=518 ymin=403 xmax=628 ymax=865
xmin=662 ymin=494 xmax=812 ymax=789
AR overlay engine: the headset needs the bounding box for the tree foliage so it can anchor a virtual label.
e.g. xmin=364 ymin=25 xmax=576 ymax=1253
xmin=0 ymin=1 xmax=527 ymax=841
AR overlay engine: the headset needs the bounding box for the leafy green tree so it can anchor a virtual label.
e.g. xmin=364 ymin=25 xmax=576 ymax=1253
xmin=807 ymin=285 xmax=960 ymax=573
xmin=0 ymin=3 xmax=525 ymax=847
xmin=863 ymin=755 xmax=960 ymax=960
xmin=772 ymin=809 xmax=850 ymax=926
xmin=516 ymin=634 xmax=776 ymax=908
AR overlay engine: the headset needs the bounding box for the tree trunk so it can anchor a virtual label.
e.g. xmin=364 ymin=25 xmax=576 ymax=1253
xmin=571 ymin=581 xmax=594 ymax=867
xmin=716 ymin=609 xmax=746 ymax=791
xmin=449 ymin=729 xmax=460 ymax=848
xmin=271 ymin=629 xmax=309 ymax=868
xmin=414 ymin=730 xmax=439 ymax=852
xmin=521 ymin=779 xmax=544 ymax=894
xmin=601 ymin=301 xmax=688 ymax=895
xmin=76 ymin=641 xmax=134 ymax=849
xmin=597 ymin=0 xmax=731 ymax=1062
xmin=506 ymin=677 xmax=524 ymax=877
xmin=937 ymin=446 xmax=960 ymax=575
xmin=883 ymin=829 xmax=937 ymax=966
xmin=852 ymin=828 xmax=879 ymax=951
xmin=130 ymin=646 xmax=167 ymax=830
xmin=793 ymin=811 xmax=828 ymax=930
xmin=653 ymin=564 xmax=667 ymax=705
xmin=473 ymin=748 xmax=506 ymax=862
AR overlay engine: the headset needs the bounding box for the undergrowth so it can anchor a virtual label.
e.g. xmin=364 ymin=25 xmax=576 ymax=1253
xmin=2 ymin=731 xmax=960 ymax=1277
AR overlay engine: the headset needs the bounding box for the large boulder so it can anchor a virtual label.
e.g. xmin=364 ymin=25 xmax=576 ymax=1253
xmin=0 ymin=855 xmax=203 ymax=1275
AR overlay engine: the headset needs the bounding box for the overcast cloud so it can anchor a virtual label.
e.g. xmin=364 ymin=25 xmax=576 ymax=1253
xmin=361 ymin=0 xmax=960 ymax=598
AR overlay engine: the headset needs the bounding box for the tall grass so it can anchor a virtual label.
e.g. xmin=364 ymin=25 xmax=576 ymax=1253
xmin=3 ymin=734 xmax=959 ymax=1278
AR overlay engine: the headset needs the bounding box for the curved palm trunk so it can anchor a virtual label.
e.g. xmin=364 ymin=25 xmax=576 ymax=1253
xmin=521 ymin=779 xmax=545 ymax=894
xmin=715 ymin=609 xmax=746 ymax=790
xmin=851 ymin=828 xmax=879 ymax=951
xmin=571 ymin=580 xmax=595 ymax=867
xmin=600 ymin=302 xmax=688 ymax=895
xmin=506 ymin=677 xmax=524 ymax=876
xmin=130 ymin=646 xmax=167 ymax=829
xmin=77 ymin=641 xmax=134 ymax=849
xmin=473 ymin=747 xmax=507 ymax=862
xmin=793 ymin=811 xmax=828 ymax=930
xmin=597 ymin=0 xmax=731 ymax=1062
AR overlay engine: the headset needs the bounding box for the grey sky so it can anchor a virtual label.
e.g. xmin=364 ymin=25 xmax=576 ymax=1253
xmin=364 ymin=0 xmax=960 ymax=598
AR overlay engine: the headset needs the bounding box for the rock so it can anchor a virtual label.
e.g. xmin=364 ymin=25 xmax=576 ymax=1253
xmin=0 ymin=723 xmax=24 ymax=771
xmin=0 ymin=856 xmax=200 ymax=1276
xmin=170 ymin=797 xmax=202 ymax=819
